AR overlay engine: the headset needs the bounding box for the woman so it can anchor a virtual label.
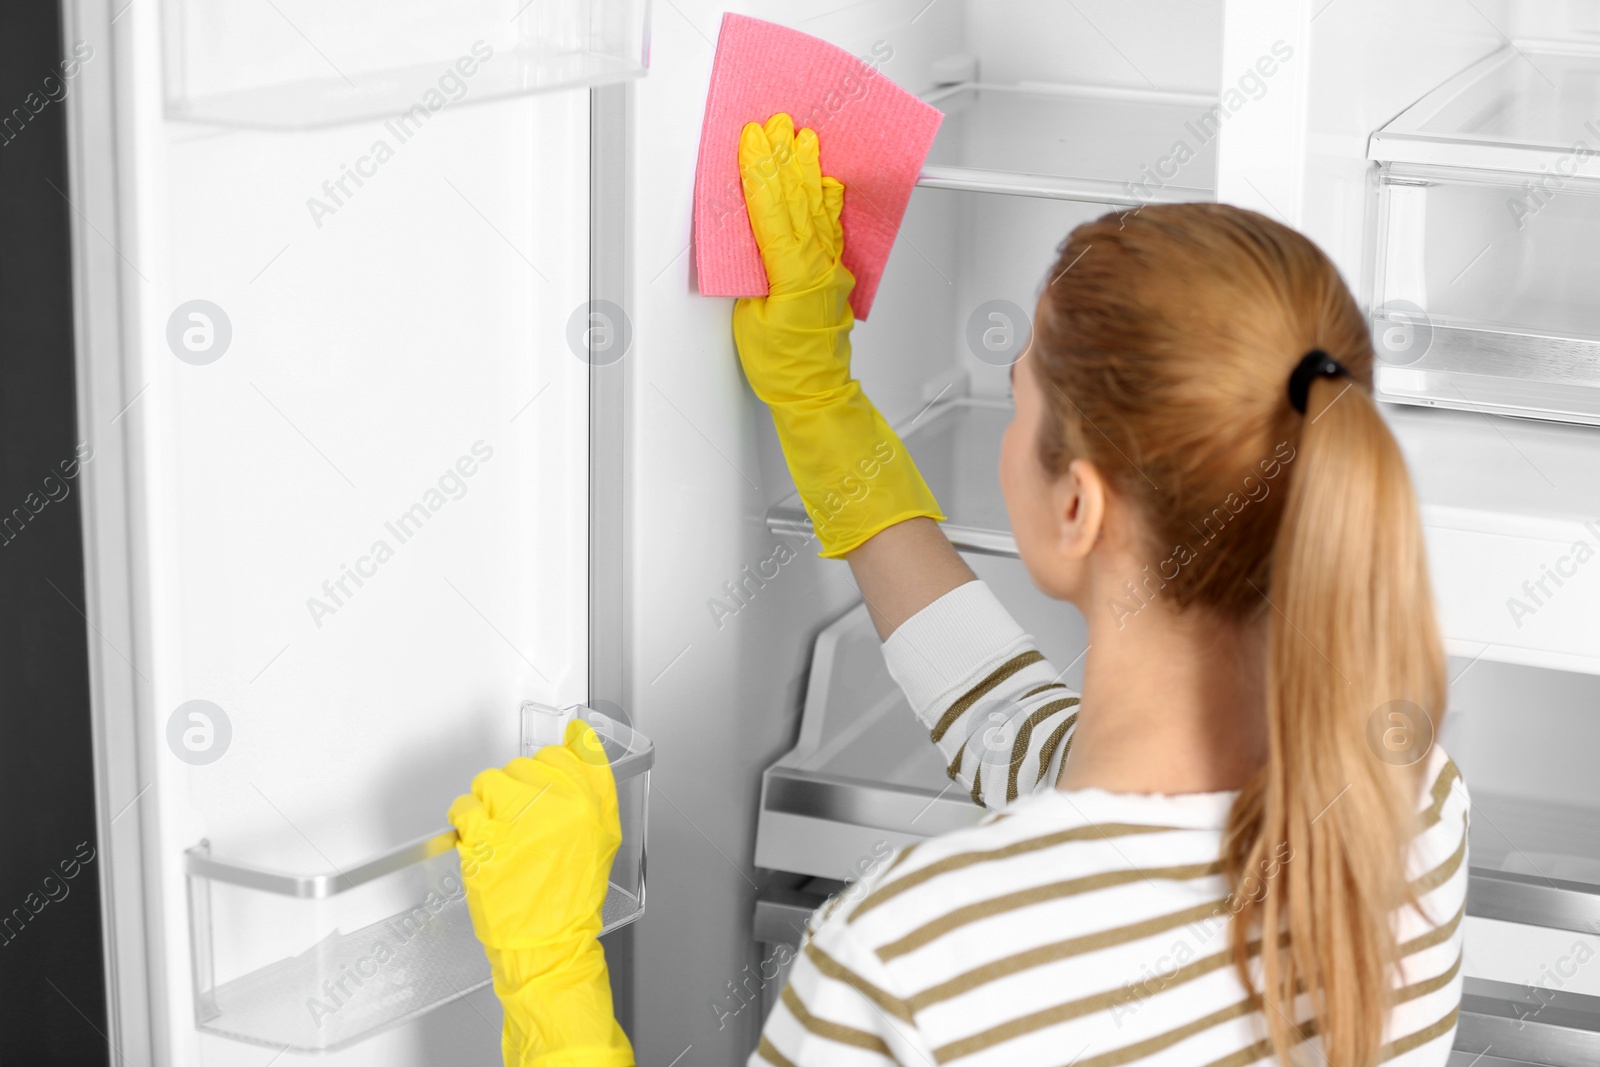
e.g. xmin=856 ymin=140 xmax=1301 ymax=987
xmin=451 ymin=113 xmax=1467 ymax=1067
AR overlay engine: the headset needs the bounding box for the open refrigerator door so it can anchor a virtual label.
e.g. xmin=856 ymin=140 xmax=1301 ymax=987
xmin=66 ymin=1 xmax=648 ymax=1063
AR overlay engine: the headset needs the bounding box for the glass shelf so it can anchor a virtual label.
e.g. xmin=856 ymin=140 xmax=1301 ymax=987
xmin=161 ymin=0 xmax=650 ymax=128
xmin=766 ymin=396 xmax=1600 ymax=547
xmin=766 ymin=397 xmax=1600 ymax=673
xmin=767 ymin=399 xmax=1017 ymax=557
xmin=185 ymin=706 xmax=651 ymax=1051
xmin=918 ymin=83 xmax=1218 ymax=206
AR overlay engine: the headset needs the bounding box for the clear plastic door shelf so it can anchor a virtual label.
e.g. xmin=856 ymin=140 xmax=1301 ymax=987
xmin=161 ymin=0 xmax=652 ymax=128
xmin=183 ymin=704 xmax=651 ymax=1051
xmin=1368 ymin=44 xmax=1600 ymax=425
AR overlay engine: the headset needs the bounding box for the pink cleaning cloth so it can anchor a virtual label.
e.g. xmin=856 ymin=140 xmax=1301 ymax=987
xmin=692 ymin=13 xmax=943 ymax=320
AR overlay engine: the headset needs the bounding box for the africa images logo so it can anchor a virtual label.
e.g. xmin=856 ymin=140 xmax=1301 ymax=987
xmin=1505 ymin=519 xmax=1600 ymax=629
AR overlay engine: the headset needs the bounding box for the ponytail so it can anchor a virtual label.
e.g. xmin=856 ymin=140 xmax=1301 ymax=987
xmin=1223 ymin=374 xmax=1445 ymax=1066
xmin=1032 ymin=203 xmax=1448 ymax=1067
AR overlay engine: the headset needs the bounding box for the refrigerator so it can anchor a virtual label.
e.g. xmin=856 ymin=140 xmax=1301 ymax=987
xmin=61 ymin=1 xmax=1600 ymax=1065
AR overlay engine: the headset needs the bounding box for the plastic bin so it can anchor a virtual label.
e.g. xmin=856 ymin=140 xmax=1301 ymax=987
xmin=161 ymin=0 xmax=651 ymax=128
xmin=1368 ymin=44 xmax=1600 ymax=424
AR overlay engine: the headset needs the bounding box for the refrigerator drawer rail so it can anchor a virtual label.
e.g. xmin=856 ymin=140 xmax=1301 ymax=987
xmin=1469 ymin=867 xmax=1600 ymax=938
xmin=1456 ymin=977 xmax=1600 ymax=1067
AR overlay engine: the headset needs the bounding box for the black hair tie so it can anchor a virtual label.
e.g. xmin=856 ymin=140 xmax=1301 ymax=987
xmin=1287 ymin=349 xmax=1349 ymax=415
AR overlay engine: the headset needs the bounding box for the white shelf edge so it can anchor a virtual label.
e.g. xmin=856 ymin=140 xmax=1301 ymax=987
xmin=916 ymin=166 xmax=1211 ymax=206
xmin=924 ymin=80 xmax=1217 ymax=110
xmin=1444 ymin=638 xmax=1600 ymax=680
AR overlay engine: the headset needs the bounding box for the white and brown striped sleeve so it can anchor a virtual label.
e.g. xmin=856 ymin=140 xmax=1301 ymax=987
xmin=880 ymin=580 xmax=1080 ymax=810
xmin=751 ymin=898 xmax=934 ymax=1067
xmin=1384 ymin=744 xmax=1470 ymax=1063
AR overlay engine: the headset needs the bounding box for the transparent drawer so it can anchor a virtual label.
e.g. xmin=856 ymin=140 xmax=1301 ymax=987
xmin=1370 ymin=163 xmax=1600 ymax=423
xmin=185 ymin=703 xmax=651 ymax=1051
xmin=161 ymin=0 xmax=651 ymax=128
xmin=1368 ymin=44 xmax=1600 ymax=425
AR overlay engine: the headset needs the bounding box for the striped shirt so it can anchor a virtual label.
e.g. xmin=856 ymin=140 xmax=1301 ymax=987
xmin=754 ymin=580 xmax=1468 ymax=1067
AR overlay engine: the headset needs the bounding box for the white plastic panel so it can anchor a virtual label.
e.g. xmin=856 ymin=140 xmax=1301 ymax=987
xmin=97 ymin=1 xmax=593 ymax=1063
xmin=953 ymin=191 xmax=1110 ymax=398
xmin=851 ymin=187 xmax=1111 ymax=427
xmin=1218 ymin=0 xmax=1503 ymax=284
xmin=1463 ymin=917 xmax=1600 ymax=999
xmin=1427 ymin=527 xmax=1600 ymax=675
xmin=847 ymin=177 xmax=966 ymax=432
xmin=1387 ymin=405 xmax=1600 ymax=675
xmin=162 ymin=0 xmax=650 ymax=127
xmin=964 ymin=0 xmax=1223 ymax=95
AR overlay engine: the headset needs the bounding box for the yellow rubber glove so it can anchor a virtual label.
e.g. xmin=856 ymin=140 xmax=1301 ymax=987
xmin=732 ymin=112 xmax=944 ymax=558
xmin=448 ymin=721 xmax=633 ymax=1067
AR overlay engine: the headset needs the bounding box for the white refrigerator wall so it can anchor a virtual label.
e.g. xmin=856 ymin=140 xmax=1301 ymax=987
xmin=93 ymin=5 xmax=592 ymax=1064
xmin=622 ymin=4 xmax=954 ymax=1057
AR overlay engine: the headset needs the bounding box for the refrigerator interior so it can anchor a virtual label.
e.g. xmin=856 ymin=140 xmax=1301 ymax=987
xmin=62 ymin=0 xmax=1600 ymax=1063
xmin=714 ymin=2 xmax=1600 ymax=1065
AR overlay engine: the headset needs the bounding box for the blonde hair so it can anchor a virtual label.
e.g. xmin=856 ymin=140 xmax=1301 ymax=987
xmin=1031 ymin=203 xmax=1445 ymax=1066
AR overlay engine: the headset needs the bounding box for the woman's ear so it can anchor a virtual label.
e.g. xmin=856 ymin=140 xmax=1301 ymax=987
xmin=1054 ymin=457 xmax=1107 ymax=562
